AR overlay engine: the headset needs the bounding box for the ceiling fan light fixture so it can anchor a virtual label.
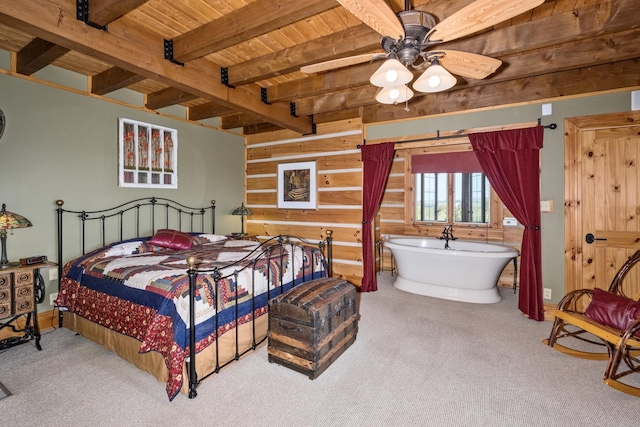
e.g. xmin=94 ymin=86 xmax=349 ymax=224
xmin=375 ymin=85 xmax=414 ymax=104
xmin=413 ymin=60 xmax=457 ymax=93
xmin=370 ymin=58 xmax=413 ymax=88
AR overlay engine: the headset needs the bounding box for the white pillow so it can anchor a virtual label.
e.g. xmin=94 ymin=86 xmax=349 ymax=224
xmin=103 ymin=240 xmax=145 ymax=257
xmin=196 ymin=234 xmax=228 ymax=243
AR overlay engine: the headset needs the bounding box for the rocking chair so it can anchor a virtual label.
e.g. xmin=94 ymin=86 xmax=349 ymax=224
xmin=543 ymin=250 xmax=640 ymax=397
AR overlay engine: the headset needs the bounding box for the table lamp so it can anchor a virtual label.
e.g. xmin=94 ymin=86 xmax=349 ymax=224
xmin=231 ymin=203 xmax=252 ymax=236
xmin=0 ymin=204 xmax=32 ymax=268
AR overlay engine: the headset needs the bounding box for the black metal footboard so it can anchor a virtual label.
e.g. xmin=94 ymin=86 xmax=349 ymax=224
xmin=185 ymin=232 xmax=333 ymax=398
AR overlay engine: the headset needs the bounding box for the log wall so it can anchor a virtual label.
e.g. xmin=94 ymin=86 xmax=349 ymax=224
xmin=245 ymin=118 xmax=365 ymax=286
xmin=245 ymin=119 xmax=525 ymax=289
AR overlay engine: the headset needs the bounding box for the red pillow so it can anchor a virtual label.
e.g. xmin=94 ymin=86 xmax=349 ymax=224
xmin=149 ymin=229 xmax=194 ymax=250
xmin=584 ymin=288 xmax=640 ymax=332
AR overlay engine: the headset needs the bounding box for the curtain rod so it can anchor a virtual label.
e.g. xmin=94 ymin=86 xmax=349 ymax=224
xmin=358 ymin=119 xmax=557 ymax=148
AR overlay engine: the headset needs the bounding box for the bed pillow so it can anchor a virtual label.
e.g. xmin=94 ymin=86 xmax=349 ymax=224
xmin=584 ymin=288 xmax=640 ymax=332
xmin=149 ymin=229 xmax=194 ymax=250
xmin=192 ymin=234 xmax=228 ymax=245
xmin=103 ymin=240 xmax=147 ymax=257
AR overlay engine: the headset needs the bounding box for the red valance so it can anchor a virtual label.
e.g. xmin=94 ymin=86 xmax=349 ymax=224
xmin=411 ymin=151 xmax=482 ymax=174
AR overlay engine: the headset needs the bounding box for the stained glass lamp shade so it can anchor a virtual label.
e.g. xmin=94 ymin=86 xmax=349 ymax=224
xmin=0 ymin=204 xmax=32 ymax=268
xmin=231 ymin=203 xmax=252 ymax=236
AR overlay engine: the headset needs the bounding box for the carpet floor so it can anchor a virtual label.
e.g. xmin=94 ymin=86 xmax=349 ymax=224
xmin=0 ymin=272 xmax=638 ymax=426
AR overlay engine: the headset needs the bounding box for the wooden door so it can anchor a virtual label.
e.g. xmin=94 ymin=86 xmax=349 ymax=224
xmin=565 ymin=111 xmax=640 ymax=302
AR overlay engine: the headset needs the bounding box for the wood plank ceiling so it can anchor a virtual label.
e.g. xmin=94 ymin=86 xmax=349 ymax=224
xmin=0 ymin=0 xmax=638 ymax=135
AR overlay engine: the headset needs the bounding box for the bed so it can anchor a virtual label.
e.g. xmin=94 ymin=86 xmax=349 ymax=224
xmin=54 ymin=197 xmax=331 ymax=400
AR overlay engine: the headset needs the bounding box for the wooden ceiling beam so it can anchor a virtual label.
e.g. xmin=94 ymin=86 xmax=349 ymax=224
xmin=294 ymin=86 xmax=377 ymax=116
xmin=226 ymin=24 xmax=380 ymax=86
xmin=267 ymin=62 xmax=378 ymax=102
xmin=362 ymin=58 xmax=640 ymax=124
xmin=242 ymin=122 xmax=284 ymax=135
xmin=439 ymin=0 xmax=640 ymax=57
xmin=145 ymin=87 xmax=198 ymax=110
xmin=169 ymin=0 xmax=339 ymax=64
xmin=221 ymin=113 xmax=266 ymax=129
xmin=314 ymin=107 xmax=362 ymax=124
xmin=15 ymin=38 xmax=69 ymax=76
xmin=83 ymin=0 xmax=151 ymax=28
xmin=188 ymin=102 xmax=235 ymax=121
xmin=0 ymin=0 xmax=313 ymax=134
xmin=90 ymin=66 xmax=145 ymax=95
xmin=491 ymin=27 xmax=640 ymax=80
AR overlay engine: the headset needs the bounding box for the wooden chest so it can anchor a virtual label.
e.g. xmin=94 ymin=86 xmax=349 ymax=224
xmin=267 ymin=277 xmax=357 ymax=379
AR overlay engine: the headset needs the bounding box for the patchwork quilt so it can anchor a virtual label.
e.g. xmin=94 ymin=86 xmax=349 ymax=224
xmin=56 ymin=235 xmax=326 ymax=400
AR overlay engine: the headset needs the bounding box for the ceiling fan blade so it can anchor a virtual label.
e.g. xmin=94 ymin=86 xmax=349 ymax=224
xmin=428 ymin=0 xmax=544 ymax=43
xmin=336 ymin=0 xmax=405 ymax=39
xmin=301 ymin=53 xmax=382 ymax=74
xmin=438 ymin=50 xmax=501 ymax=79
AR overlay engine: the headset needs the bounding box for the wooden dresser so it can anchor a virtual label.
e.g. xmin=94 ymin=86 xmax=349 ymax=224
xmin=0 ymin=262 xmax=55 ymax=351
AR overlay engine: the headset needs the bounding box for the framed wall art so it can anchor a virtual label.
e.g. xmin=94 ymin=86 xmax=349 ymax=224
xmin=118 ymin=118 xmax=178 ymax=189
xmin=277 ymin=161 xmax=317 ymax=209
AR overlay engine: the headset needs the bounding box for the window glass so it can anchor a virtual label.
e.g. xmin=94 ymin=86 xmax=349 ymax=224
xmin=414 ymin=173 xmax=448 ymax=222
xmin=414 ymin=172 xmax=490 ymax=224
xmin=453 ymin=173 xmax=490 ymax=223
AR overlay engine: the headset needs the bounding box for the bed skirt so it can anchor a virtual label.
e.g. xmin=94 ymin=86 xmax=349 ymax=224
xmin=62 ymin=311 xmax=269 ymax=396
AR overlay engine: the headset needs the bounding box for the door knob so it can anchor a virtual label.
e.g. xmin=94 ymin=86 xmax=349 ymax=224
xmin=585 ymin=233 xmax=607 ymax=244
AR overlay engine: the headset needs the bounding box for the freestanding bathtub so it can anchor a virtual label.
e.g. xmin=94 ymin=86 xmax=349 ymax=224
xmin=384 ymin=236 xmax=519 ymax=304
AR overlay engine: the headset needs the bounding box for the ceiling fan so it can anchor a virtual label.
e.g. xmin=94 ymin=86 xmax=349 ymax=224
xmin=301 ymin=0 xmax=544 ymax=104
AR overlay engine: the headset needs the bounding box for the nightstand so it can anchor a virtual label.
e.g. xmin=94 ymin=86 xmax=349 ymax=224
xmin=0 ymin=261 xmax=56 ymax=351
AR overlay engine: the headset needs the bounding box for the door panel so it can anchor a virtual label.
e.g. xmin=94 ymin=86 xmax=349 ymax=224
xmin=565 ymin=112 xmax=640 ymax=307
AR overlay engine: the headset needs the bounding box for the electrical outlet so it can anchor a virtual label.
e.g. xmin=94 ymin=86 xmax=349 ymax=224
xmin=50 ymin=292 xmax=59 ymax=305
xmin=543 ymin=288 xmax=552 ymax=300
xmin=49 ymin=269 xmax=58 ymax=281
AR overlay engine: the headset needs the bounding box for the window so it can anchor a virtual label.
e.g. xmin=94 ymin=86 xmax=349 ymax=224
xmin=414 ymin=172 xmax=490 ymax=224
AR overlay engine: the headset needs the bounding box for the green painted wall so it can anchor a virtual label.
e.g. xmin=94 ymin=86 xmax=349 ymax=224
xmin=366 ymin=91 xmax=638 ymax=304
xmin=0 ymin=73 xmax=245 ymax=311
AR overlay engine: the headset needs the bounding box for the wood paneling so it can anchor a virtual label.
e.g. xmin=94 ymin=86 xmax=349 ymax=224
xmin=317 ymin=171 xmax=361 ymax=189
xmin=245 ymin=118 xmax=365 ymax=286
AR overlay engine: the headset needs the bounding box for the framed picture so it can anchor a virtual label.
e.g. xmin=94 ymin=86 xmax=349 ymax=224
xmin=277 ymin=161 xmax=317 ymax=209
xmin=118 ymin=118 xmax=178 ymax=189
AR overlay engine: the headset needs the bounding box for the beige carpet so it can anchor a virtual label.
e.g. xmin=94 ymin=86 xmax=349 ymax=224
xmin=0 ymin=272 xmax=638 ymax=426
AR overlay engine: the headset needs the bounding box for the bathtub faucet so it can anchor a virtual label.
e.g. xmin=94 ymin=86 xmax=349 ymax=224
xmin=438 ymin=225 xmax=457 ymax=249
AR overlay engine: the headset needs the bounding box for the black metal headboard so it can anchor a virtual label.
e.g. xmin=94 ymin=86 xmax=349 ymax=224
xmin=55 ymin=197 xmax=217 ymax=292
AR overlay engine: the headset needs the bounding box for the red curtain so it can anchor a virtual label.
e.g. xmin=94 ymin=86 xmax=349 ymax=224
xmin=361 ymin=142 xmax=395 ymax=292
xmin=469 ymin=126 xmax=545 ymax=321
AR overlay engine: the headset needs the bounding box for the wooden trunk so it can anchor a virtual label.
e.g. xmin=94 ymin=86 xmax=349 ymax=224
xmin=267 ymin=277 xmax=357 ymax=379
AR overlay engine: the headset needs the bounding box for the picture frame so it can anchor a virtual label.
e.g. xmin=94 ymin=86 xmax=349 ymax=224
xmin=277 ymin=161 xmax=317 ymax=209
xmin=118 ymin=118 xmax=178 ymax=189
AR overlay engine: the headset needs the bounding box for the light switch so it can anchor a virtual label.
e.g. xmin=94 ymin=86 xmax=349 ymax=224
xmin=540 ymin=200 xmax=553 ymax=212
xmin=503 ymin=217 xmax=518 ymax=227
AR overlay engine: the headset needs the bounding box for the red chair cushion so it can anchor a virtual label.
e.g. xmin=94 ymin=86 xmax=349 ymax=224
xmin=149 ymin=229 xmax=194 ymax=250
xmin=584 ymin=288 xmax=640 ymax=332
